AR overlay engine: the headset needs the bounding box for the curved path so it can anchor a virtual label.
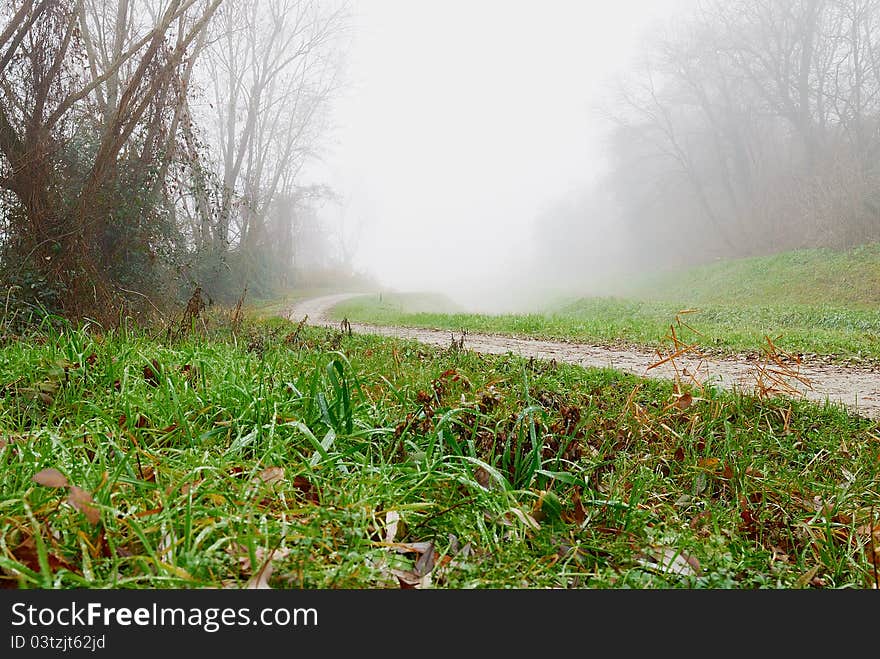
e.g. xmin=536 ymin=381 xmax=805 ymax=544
xmin=287 ymin=293 xmax=880 ymax=420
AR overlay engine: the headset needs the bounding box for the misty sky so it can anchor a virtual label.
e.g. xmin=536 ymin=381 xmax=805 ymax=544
xmin=304 ymin=0 xmax=691 ymax=300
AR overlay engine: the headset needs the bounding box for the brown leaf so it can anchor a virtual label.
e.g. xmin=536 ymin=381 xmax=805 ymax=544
xmin=240 ymin=546 xmax=292 ymax=589
xmin=143 ymin=360 xmax=161 ymax=387
xmin=390 ymin=541 xmax=433 ymax=555
xmin=673 ymin=392 xmax=694 ymax=410
xmin=389 ymin=567 xmax=432 ymax=589
xmin=414 ymin=542 xmax=436 ymax=576
xmin=33 ymin=468 xmax=69 ymax=488
xmin=9 ymin=537 xmax=78 ymax=575
xmin=389 ymin=568 xmax=422 ymax=588
xmin=474 ymin=467 xmax=491 ymax=489
xmin=567 ymin=486 xmax=587 ymax=525
xmin=257 ymin=466 xmax=284 ymax=485
xmin=68 ymin=486 xmax=100 ymax=524
xmin=292 ymin=475 xmax=320 ymax=503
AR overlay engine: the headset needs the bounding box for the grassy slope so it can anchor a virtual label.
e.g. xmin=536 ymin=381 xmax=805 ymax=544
xmin=1 ymin=313 xmax=878 ymax=589
xmin=626 ymin=243 xmax=880 ymax=307
xmin=332 ymin=245 xmax=880 ymax=360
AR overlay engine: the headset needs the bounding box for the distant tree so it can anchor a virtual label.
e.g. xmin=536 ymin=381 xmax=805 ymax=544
xmin=591 ymin=0 xmax=880 ymax=273
xmin=196 ymin=0 xmax=349 ymax=299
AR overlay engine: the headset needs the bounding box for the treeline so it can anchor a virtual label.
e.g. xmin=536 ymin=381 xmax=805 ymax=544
xmin=0 ymin=0 xmax=351 ymax=324
xmin=546 ymin=0 xmax=880 ymax=277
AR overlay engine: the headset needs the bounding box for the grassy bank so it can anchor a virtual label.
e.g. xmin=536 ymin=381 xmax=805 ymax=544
xmin=331 ymin=246 xmax=880 ymax=361
xmin=1 ymin=313 xmax=878 ymax=588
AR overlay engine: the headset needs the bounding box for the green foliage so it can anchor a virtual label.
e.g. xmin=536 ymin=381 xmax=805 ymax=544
xmin=1 ymin=314 xmax=877 ymax=589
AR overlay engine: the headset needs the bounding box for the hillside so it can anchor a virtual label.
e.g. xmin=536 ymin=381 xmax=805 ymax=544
xmin=330 ymin=246 xmax=880 ymax=361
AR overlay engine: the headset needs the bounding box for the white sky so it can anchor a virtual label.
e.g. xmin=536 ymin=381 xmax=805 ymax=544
xmin=304 ymin=0 xmax=691 ymax=299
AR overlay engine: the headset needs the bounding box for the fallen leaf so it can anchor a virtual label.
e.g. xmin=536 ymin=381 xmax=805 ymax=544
xmin=227 ymin=544 xmax=291 ymax=573
xmin=795 ymin=565 xmax=820 ymax=588
xmin=414 ymin=542 xmax=436 ymax=576
xmin=389 ymin=541 xmax=433 ymax=555
xmin=245 ymin=561 xmax=274 ymax=589
xmin=33 ymin=468 xmax=69 ymax=488
xmin=389 ymin=567 xmax=432 ymax=589
xmin=68 ymin=486 xmax=100 ymax=524
xmin=638 ymin=547 xmax=702 ymax=576
xmin=565 ymin=486 xmax=587 ymax=525
xmin=673 ymin=392 xmax=694 ymax=410
xmin=143 ymin=360 xmax=160 ymax=387
xmin=698 ymin=457 xmax=720 ymax=470
xmin=474 ymin=467 xmax=491 ymax=489
xmin=506 ymin=507 xmax=541 ymax=531
xmin=242 ymin=546 xmax=292 ymax=589
xmin=292 ymin=475 xmax=320 ymax=503
xmin=533 ymin=490 xmax=562 ymax=523
xmin=8 ymin=537 xmax=78 ymax=576
xmin=385 ymin=510 xmax=401 ymax=543
xmin=257 ymin=466 xmax=284 ymax=485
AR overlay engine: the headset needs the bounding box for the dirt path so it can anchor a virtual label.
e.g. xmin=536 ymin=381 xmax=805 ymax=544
xmin=287 ymin=293 xmax=880 ymax=420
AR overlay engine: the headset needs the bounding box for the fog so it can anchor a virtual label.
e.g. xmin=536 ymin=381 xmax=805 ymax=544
xmin=4 ymin=0 xmax=878 ymax=322
xmin=304 ymin=0 xmax=692 ymax=310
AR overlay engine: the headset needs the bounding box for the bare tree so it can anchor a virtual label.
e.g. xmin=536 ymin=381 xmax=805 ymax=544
xmin=0 ymin=0 xmax=220 ymax=319
xmin=195 ymin=0 xmax=348 ymax=297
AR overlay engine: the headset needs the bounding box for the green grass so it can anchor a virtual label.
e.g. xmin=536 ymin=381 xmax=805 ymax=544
xmin=1 ymin=312 xmax=879 ymax=589
xmin=624 ymin=243 xmax=880 ymax=308
xmin=332 ymin=245 xmax=880 ymax=361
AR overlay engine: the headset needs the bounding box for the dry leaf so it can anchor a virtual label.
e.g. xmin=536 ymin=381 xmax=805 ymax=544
xmin=673 ymin=392 xmax=694 ymax=410
xmin=242 ymin=547 xmax=292 ymax=589
xmin=33 ymin=468 xmax=69 ymax=488
xmin=414 ymin=542 xmax=436 ymax=576
xmin=7 ymin=537 xmax=79 ymax=576
xmin=638 ymin=547 xmax=702 ymax=576
xmin=698 ymin=457 xmax=720 ymax=470
xmin=244 ymin=560 xmax=274 ymax=589
xmin=228 ymin=544 xmax=291 ymax=574
xmin=387 ymin=541 xmax=432 ymax=554
xmin=389 ymin=567 xmax=432 ymax=589
xmin=292 ymin=475 xmax=320 ymax=503
xmin=795 ymin=565 xmax=820 ymax=588
xmin=257 ymin=466 xmax=284 ymax=485
xmin=385 ymin=510 xmax=400 ymax=543
xmin=68 ymin=486 xmax=100 ymax=524
xmin=506 ymin=507 xmax=541 ymax=531
xmin=474 ymin=467 xmax=491 ymax=489
xmin=143 ymin=360 xmax=161 ymax=387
